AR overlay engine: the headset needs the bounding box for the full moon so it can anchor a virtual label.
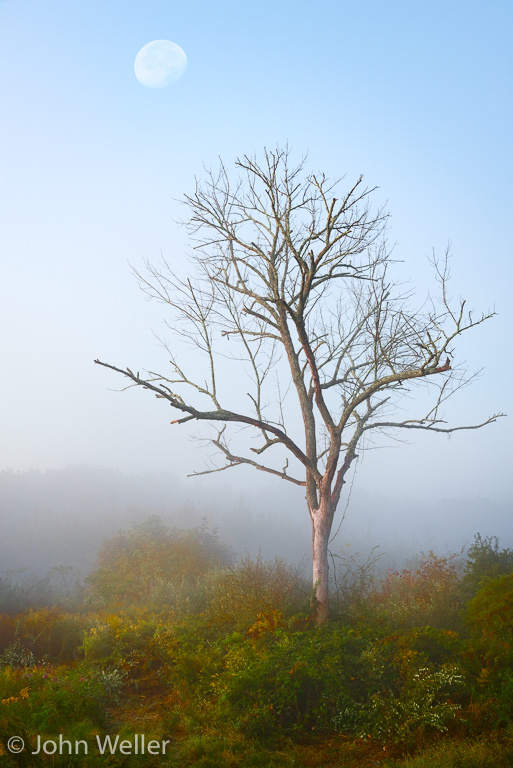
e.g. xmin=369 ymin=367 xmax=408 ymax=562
xmin=134 ymin=40 xmax=187 ymax=88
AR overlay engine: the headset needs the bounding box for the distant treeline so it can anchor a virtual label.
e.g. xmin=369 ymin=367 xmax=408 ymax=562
xmin=1 ymin=467 xmax=512 ymax=584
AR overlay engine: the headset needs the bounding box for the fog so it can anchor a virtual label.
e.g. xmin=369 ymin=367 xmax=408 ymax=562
xmin=1 ymin=0 xmax=511 ymax=594
xmin=1 ymin=466 xmax=511 ymax=586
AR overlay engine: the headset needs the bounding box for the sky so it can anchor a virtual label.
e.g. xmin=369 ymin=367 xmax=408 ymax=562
xmin=1 ymin=0 xmax=512 ymax=529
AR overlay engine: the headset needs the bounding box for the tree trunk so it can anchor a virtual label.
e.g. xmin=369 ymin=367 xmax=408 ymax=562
xmin=311 ymin=494 xmax=333 ymax=624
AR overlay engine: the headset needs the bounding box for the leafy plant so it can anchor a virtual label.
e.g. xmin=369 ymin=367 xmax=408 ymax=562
xmin=463 ymin=573 xmax=513 ymax=727
xmin=87 ymin=516 xmax=232 ymax=609
xmin=370 ymin=551 xmax=462 ymax=630
xmin=201 ymin=553 xmax=309 ymax=630
xmin=0 ymin=640 xmax=35 ymax=669
xmin=460 ymin=533 xmax=513 ymax=602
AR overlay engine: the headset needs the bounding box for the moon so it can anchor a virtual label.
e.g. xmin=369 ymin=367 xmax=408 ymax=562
xmin=134 ymin=40 xmax=187 ymax=88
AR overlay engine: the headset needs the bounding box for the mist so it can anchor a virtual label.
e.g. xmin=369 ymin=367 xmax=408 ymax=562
xmin=1 ymin=466 xmax=511 ymax=584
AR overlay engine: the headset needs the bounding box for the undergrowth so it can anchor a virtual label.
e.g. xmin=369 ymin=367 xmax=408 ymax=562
xmin=1 ymin=524 xmax=512 ymax=766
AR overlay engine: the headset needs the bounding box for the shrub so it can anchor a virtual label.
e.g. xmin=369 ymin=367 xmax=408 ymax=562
xmin=370 ymin=551 xmax=462 ymax=630
xmin=460 ymin=533 xmax=513 ymax=602
xmin=465 ymin=573 xmax=513 ymax=645
xmin=200 ymin=553 xmax=309 ymax=630
xmin=463 ymin=573 xmax=513 ymax=727
xmin=80 ymin=613 xmax=180 ymax=688
xmin=334 ymin=634 xmax=464 ymax=748
xmin=0 ymin=640 xmax=35 ymax=669
xmin=201 ymin=621 xmax=465 ymax=747
xmin=208 ymin=622 xmax=366 ymax=737
xmin=9 ymin=609 xmax=91 ymax=662
xmin=87 ymin=516 xmax=232 ymax=609
xmin=0 ymin=662 xmax=126 ymax=743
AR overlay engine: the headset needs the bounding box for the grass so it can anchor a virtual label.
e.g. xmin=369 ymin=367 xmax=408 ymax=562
xmin=384 ymin=732 xmax=513 ymax=768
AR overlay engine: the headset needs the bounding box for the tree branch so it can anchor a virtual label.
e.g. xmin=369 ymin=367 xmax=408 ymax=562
xmin=94 ymin=358 xmax=319 ymax=478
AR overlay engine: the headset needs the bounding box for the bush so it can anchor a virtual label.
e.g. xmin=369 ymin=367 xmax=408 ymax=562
xmin=8 ymin=609 xmax=91 ymax=662
xmin=0 ymin=662 xmax=126 ymax=742
xmin=0 ymin=640 xmax=35 ymax=669
xmin=369 ymin=551 xmax=462 ymax=630
xmin=334 ymin=634 xmax=464 ymax=748
xmin=87 ymin=516 xmax=232 ymax=609
xmin=208 ymin=621 xmax=367 ymax=737
xmin=203 ymin=622 xmax=465 ymax=747
xmin=81 ymin=614 xmax=170 ymax=682
xmin=200 ymin=553 xmax=309 ymax=630
xmin=460 ymin=533 xmax=513 ymax=602
xmin=463 ymin=573 xmax=513 ymax=727
xmin=465 ymin=573 xmax=513 ymax=644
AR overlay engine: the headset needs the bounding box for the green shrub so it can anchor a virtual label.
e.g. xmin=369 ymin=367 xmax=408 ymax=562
xmin=335 ymin=655 xmax=463 ymax=748
xmin=460 ymin=533 xmax=513 ymax=602
xmin=80 ymin=612 xmax=185 ymax=686
xmin=0 ymin=662 xmax=125 ymax=741
xmin=463 ymin=573 xmax=513 ymax=727
xmin=465 ymin=573 xmax=513 ymax=646
xmin=207 ymin=622 xmax=369 ymax=737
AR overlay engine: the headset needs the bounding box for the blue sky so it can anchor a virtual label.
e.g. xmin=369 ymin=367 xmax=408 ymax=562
xmin=1 ymin=0 xmax=511 ymax=509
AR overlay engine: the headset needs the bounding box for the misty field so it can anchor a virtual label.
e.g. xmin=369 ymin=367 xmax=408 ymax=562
xmin=1 ymin=519 xmax=513 ymax=767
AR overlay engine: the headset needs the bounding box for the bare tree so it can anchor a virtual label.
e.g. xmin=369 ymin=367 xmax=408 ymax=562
xmin=95 ymin=148 xmax=503 ymax=624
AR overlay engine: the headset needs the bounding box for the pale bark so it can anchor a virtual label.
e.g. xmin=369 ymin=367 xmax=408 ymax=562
xmin=311 ymin=493 xmax=334 ymax=624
